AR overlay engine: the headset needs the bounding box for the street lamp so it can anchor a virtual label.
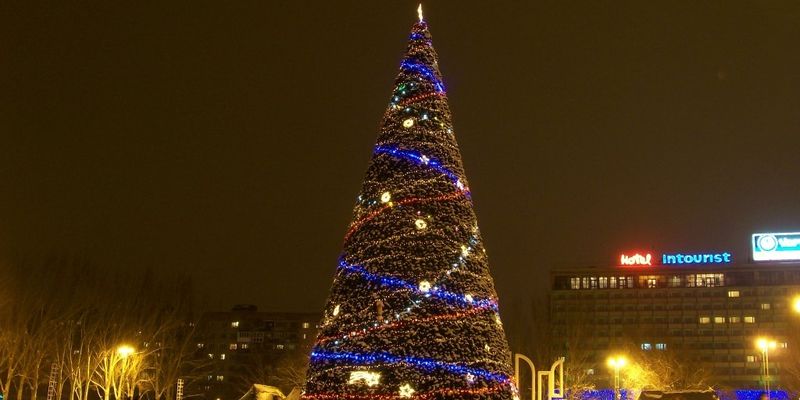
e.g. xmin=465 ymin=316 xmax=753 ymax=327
xmin=756 ymin=337 xmax=777 ymax=400
xmin=116 ymin=345 xmax=136 ymax=400
xmin=117 ymin=345 xmax=135 ymax=358
xmin=792 ymin=296 xmax=800 ymax=314
xmin=607 ymin=356 xmax=627 ymax=400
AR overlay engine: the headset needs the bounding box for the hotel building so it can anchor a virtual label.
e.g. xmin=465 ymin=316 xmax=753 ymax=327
xmin=550 ymin=247 xmax=800 ymax=389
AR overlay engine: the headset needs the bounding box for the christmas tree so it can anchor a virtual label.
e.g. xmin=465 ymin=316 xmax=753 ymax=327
xmin=304 ymin=7 xmax=517 ymax=400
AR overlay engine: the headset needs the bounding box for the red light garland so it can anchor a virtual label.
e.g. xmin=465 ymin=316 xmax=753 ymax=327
xmin=344 ymin=190 xmax=467 ymax=242
xmin=302 ymin=383 xmax=509 ymax=400
xmin=316 ymin=305 xmax=491 ymax=345
xmin=397 ymin=91 xmax=444 ymax=106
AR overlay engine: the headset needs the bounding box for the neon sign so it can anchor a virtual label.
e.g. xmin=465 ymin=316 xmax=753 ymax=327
xmin=753 ymin=232 xmax=800 ymax=261
xmin=618 ymin=251 xmax=733 ymax=266
xmin=620 ymin=253 xmax=653 ymax=266
xmin=661 ymin=252 xmax=731 ymax=265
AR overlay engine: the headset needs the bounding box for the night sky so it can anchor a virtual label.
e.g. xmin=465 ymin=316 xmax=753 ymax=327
xmin=2 ymin=1 xmax=799 ymax=313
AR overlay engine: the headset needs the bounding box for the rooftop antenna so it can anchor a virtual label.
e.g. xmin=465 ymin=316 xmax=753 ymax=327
xmin=417 ymin=4 xmax=424 ymax=22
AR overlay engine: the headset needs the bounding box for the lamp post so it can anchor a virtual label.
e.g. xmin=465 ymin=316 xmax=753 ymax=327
xmin=116 ymin=345 xmax=136 ymax=400
xmin=756 ymin=338 xmax=776 ymax=400
xmin=607 ymin=356 xmax=627 ymax=400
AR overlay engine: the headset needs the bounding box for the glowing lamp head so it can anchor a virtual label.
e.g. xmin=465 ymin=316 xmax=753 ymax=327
xmin=756 ymin=338 xmax=776 ymax=351
xmin=607 ymin=356 xmax=626 ymax=368
xmin=793 ymin=296 xmax=800 ymax=314
xmin=116 ymin=345 xmax=135 ymax=358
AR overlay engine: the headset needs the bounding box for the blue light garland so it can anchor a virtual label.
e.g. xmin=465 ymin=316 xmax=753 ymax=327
xmin=338 ymin=259 xmax=498 ymax=311
xmin=310 ymin=350 xmax=511 ymax=384
xmin=732 ymin=391 xmax=789 ymax=400
xmin=400 ymin=59 xmax=445 ymax=93
xmin=373 ymin=145 xmax=467 ymax=194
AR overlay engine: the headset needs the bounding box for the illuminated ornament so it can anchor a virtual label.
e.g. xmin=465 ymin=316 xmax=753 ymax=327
xmin=485 ymin=344 xmax=491 ymax=352
xmin=403 ymin=118 xmax=415 ymax=128
xmin=419 ymin=280 xmax=431 ymax=293
xmin=466 ymin=373 xmax=476 ymax=383
xmin=456 ymin=179 xmax=465 ymax=190
xmin=348 ymin=371 xmax=381 ymax=386
xmin=495 ymin=314 xmax=503 ymax=326
xmin=332 ymin=304 xmax=340 ymax=317
xmin=464 ymin=294 xmax=474 ymax=303
xmin=415 ymin=219 xmax=427 ymax=230
xmin=380 ymin=192 xmax=392 ymax=203
xmin=461 ymin=245 xmax=470 ymax=257
xmin=399 ymin=383 xmax=415 ymax=398
xmin=421 ymin=155 xmax=430 ymax=164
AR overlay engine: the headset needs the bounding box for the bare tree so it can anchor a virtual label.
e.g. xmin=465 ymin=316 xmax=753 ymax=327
xmin=0 ymin=257 xmax=202 ymax=400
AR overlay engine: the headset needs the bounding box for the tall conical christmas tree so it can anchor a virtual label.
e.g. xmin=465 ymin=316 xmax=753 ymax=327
xmin=304 ymin=8 xmax=517 ymax=400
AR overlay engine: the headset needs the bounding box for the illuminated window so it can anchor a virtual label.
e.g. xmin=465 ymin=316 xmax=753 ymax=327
xmin=208 ymin=354 xmax=214 ymax=359
xmin=618 ymin=276 xmax=633 ymax=288
xmin=655 ymin=343 xmax=667 ymax=350
xmin=780 ymin=342 xmax=788 ymax=349
xmin=746 ymin=355 xmax=756 ymax=363
xmin=229 ymin=343 xmax=237 ymax=350
xmin=590 ymin=277 xmax=598 ymax=289
xmin=216 ymin=376 xmax=224 ymax=382
xmin=669 ymin=276 xmax=682 ymax=287
xmin=302 ymin=322 xmax=311 ymax=329
xmin=231 ymin=321 xmax=239 ymax=328
xmin=713 ymin=316 xmax=724 ymax=323
xmin=609 ymin=277 xmax=618 ymax=288
xmin=582 ymin=277 xmax=589 ymax=289
xmin=761 ymin=303 xmax=771 ymax=310
xmin=196 ymin=343 xmax=205 ymax=349
xmin=220 ymin=354 xmax=226 ymax=360
xmin=241 ymin=344 xmax=249 ymax=350
xmin=641 ymin=343 xmax=652 ymax=351
xmin=699 ymin=317 xmax=711 ymax=324
xmin=303 ymin=334 xmax=307 ymax=339
xmin=728 ymin=290 xmax=740 ymax=298
xmin=729 ymin=316 xmax=741 ymax=323
xmin=744 ymin=316 xmax=755 ymax=323
xmin=599 ymin=277 xmax=608 ymax=289
xmin=570 ymin=278 xmax=580 ymax=290
xmin=276 ymin=344 xmax=285 ymax=350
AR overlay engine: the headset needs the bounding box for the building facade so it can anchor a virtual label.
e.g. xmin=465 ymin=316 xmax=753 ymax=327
xmin=550 ymin=257 xmax=800 ymax=389
xmin=192 ymin=305 xmax=319 ymax=400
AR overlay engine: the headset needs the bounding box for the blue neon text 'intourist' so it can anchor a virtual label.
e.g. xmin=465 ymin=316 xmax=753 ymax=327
xmin=661 ymin=252 xmax=731 ymax=265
